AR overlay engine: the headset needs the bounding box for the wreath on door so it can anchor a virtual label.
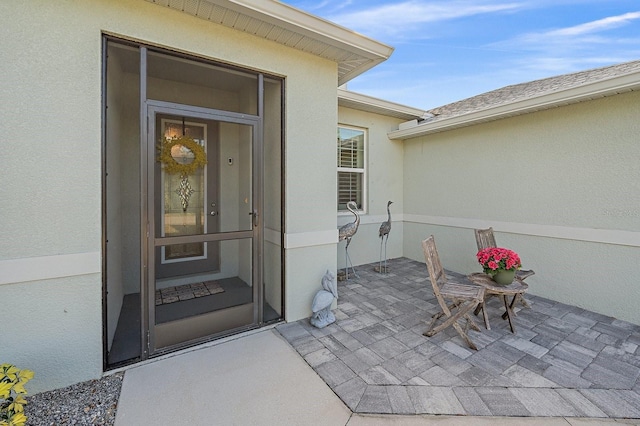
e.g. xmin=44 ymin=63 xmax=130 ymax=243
xmin=158 ymin=136 xmax=207 ymax=175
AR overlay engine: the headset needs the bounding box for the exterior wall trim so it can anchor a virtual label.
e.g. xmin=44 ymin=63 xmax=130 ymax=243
xmin=404 ymin=214 xmax=640 ymax=248
xmin=338 ymin=213 xmax=404 ymax=226
xmin=0 ymin=252 xmax=101 ymax=286
xmin=284 ymin=229 xmax=338 ymax=249
xmin=4 ymin=212 xmax=634 ymax=287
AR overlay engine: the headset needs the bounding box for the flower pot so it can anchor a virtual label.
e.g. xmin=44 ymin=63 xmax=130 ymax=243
xmin=492 ymin=269 xmax=515 ymax=285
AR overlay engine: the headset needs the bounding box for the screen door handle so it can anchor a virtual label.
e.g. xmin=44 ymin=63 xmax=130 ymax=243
xmin=250 ymin=209 xmax=259 ymax=227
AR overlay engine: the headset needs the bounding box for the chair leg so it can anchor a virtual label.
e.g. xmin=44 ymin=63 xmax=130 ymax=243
xmin=474 ymin=300 xmax=491 ymax=330
xmin=425 ymin=309 xmax=463 ymax=336
xmin=453 ymin=321 xmax=478 ymax=351
xmin=481 ymin=303 xmax=490 ymax=330
xmin=464 ymin=313 xmax=481 ymax=332
xmin=424 ymin=301 xmax=481 ymax=350
xmin=426 ymin=300 xmax=464 ymax=334
xmin=426 ymin=311 xmax=445 ymax=333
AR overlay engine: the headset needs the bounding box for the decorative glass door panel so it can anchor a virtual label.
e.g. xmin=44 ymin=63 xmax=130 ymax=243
xmin=154 ymin=114 xmax=219 ymax=279
xmin=147 ymin=102 xmax=260 ymax=354
xmin=161 ymin=119 xmax=207 ymax=263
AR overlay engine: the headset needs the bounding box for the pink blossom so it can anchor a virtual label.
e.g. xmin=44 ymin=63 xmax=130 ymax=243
xmin=477 ymin=247 xmax=521 ymax=274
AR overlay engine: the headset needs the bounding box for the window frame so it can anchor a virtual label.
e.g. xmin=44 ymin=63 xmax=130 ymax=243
xmin=337 ymin=124 xmax=367 ymax=215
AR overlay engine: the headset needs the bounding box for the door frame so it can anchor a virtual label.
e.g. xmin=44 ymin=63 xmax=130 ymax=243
xmin=103 ymin=39 xmax=285 ymax=370
xmin=143 ymin=99 xmax=263 ymax=357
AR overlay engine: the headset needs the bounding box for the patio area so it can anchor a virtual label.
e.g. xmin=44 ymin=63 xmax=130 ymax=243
xmin=276 ymin=257 xmax=640 ymax=419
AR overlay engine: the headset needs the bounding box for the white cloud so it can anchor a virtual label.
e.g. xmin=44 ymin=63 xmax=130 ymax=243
xmin=505 ymin=11 xmax=640 ymax=46
xmin=326 ymin=0 xmax=523 ymax=38
xmin=287 ymin=0 xmax=640 ymax=108
xmin=546 ymin=11 xmax=640 ymax=36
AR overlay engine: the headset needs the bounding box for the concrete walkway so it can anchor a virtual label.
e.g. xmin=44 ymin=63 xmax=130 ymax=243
xmin=115 ymin=328 xmax=635 ymax=425
xmin=115 ymin=329 xmax=350 ymax=425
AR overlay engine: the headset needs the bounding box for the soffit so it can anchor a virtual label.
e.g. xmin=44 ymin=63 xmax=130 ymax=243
xmin=145 ymin=0 xmax=393 ymax=85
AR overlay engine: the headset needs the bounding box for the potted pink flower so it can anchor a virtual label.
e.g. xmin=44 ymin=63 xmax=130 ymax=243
xmin=476 ymin=247 xmax=522 ymax=285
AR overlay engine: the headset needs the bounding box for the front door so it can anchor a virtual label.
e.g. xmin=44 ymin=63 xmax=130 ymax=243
xmin=146 ymin=101 xmax=261 ymax=355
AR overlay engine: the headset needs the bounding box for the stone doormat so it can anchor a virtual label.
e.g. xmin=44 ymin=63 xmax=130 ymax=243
xmin=155 ymin=281 xmax=224 ymax=306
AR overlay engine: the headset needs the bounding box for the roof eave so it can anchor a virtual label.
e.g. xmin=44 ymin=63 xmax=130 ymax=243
xmin=388 ymin=70 xmax=640 ymax=140
xmin=338 ymin=88 xmax=427 ymax=120
xmin=146 ymin=0 xmax=393 ymax=85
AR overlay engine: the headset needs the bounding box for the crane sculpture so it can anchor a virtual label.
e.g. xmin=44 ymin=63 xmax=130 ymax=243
xmin=378 ymin=201 xmax=393 ymax=273
xmin=310 ymin=270 xmax=338 ymax=328
xmin=338 ymin=201 xmax=360 ymax=280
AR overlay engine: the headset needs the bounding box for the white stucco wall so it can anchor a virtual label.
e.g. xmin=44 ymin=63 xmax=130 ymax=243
xmin=402 ymin=90 xmax=640 ymax=325
xmin=0 ymin=0 xmax=339 ymax=391
xmin=336 ymin=106 xmax=405 ymax=270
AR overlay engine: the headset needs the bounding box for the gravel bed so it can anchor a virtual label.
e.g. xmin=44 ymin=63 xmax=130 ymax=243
xmin=24 ymin=372 xmax=123 ymax=425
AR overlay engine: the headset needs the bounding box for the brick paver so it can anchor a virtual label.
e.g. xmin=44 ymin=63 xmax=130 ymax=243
xmin=276 ymin=258 xmax=640 ymax=418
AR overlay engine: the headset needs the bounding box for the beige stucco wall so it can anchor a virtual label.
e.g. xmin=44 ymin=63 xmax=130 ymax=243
xmin=402 ymin=90 xmax=640 ymax=325
xmin=0 ymin=0 xmax=339 ymax=392
xmin=283 ymin=58 xmax=338 ymax=321
xmin=0 ymin=276 xmax=103 ymax=392
xmin=336 ymin=106 xmax=405 ymax=270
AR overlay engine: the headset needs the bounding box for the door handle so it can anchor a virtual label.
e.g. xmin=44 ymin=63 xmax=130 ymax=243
xmin=250 ymin=209 xmax=259 ymax=227
xmin=209 ymin=211 xmax=218 ymax=216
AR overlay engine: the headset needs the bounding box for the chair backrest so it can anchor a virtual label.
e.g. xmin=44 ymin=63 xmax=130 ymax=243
xmin=474 ymin=227 xmax=497 ymax=251
xmin=421 ymin=236 xmax=446 ymax=302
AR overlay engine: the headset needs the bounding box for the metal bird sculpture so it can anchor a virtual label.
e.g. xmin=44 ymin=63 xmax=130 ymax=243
xmin=378 ymin=201 xmax=393 ymax=273
xmin=338 ymin=201 xmax=360 ymax=279
xmin=310 ymin=270 xmax=338 ymax=328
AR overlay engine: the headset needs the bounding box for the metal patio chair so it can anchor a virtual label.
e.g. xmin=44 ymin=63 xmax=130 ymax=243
xmin=421 ymin=235 xmax=485 ymax=350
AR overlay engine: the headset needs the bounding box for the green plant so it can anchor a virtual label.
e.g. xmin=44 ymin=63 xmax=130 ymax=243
xmin=476 ymin=247 xmax=521 ymax=275
xmin=0 ymin=364 xmax=34 ymax=426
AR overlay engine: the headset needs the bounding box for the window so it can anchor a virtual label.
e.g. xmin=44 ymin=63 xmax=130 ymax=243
xmin=337 ymin=126 xmax=366 ymax=212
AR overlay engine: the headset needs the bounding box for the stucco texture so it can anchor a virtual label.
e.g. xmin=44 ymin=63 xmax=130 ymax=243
xmin=0 ymin=275 xmax=103 ymax=394
xmin=336 ymin=106 xmax=405 ymax=269
xmin=402 ymin=90 xmax=640 ymax=324
xmin=1 ymin=0 xmax=340 ymax=390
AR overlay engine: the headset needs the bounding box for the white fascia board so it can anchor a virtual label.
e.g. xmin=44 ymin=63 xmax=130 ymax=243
xmin=388 ymin=71 xmax=640 ymax=140
xmin=225 ymin=0 xmax=394 ymax=59
xmin=338 ymin=88 xmax=427 ymax=119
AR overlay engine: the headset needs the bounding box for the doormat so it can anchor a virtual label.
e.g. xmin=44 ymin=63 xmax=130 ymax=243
xmin=155 ymin=281 xmax=224 ymax=306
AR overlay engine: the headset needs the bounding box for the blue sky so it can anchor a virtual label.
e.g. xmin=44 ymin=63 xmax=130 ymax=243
xmin=283 ymin=0 xmax=640 ymax=110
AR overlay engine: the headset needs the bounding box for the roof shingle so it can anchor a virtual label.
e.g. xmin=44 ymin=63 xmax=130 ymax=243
xmin=426 ymin=60 xmax=640 ymax=121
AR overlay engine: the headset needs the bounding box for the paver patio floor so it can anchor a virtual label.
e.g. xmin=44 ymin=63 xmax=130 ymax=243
xmin=276 ymin=258 xmax=640 ymax=419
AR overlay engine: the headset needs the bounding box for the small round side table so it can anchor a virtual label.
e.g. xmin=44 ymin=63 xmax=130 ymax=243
xmin=467 ymin=272 xmax=529 ymax=333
